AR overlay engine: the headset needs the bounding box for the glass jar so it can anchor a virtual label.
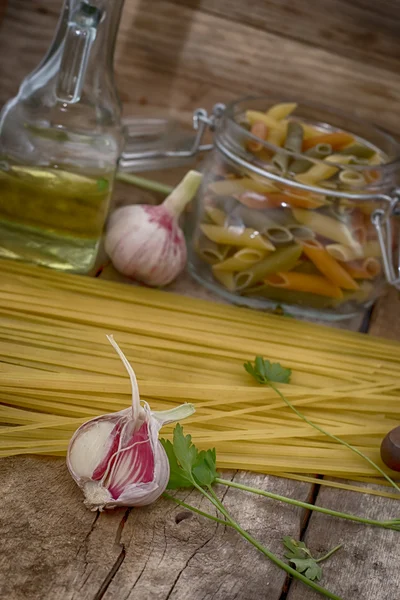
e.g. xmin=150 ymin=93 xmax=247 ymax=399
xmin=182 ymin=97 xmax=400 ymax=320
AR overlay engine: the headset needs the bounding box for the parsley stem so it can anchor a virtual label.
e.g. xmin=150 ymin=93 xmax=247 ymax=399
xmin=162 ymin=493 xmax=229 ymax=526
xmin=201 ymin=486 xmax=344 ymax=600
xmin=315 ymin=544 xmax=342 ymax=563
xmin=215 ymin=478 xmax=399 ymax=531
xmin=116 ymin=172 xmax=173 ymax=196
xmin=269 ymin=382 xmax=400 ymax=494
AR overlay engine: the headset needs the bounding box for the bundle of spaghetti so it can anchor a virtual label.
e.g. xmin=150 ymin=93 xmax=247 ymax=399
xmin=0 ymin=259 xmax=399 ymax=499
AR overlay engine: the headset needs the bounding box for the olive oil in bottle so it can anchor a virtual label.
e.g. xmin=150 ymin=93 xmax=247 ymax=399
xmin=0 ymin=165 xmax=112 ymax=272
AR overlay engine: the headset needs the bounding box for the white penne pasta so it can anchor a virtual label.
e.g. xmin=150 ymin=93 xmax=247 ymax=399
xmin=266 ymin=103 xmax=298 ymax=120
xmin=339 ymin=169 xmax=366 ymax=189
xmin=213 ymin=248 xmax=268 ymax=272
xmin=204 ymin=206 xmax=226 ymax=226
xmin=295 ymin=154 xmax=353 ymax=185
xmin=200 ymin=224 xmax=275 ymax=251
xmin=245 ymin=110 xmax=280 ymax=129
xmin=292 ymin=208 xmax=359 ymax=247
xmin=212 ymin=269 xmax=236 ymax=291
xmin=326 ymin=241 xmax=381 ymax=262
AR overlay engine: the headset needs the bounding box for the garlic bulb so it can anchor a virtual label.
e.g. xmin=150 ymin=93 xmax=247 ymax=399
xmin=67 ymin=335 xmax=195 ymax=510
xmin=105 ymin=170 xmax=202 ymax=286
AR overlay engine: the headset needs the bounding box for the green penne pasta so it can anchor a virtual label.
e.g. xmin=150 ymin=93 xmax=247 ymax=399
xmin=272 ymin=122 xmax=304 ymax=174
xmin=284 ymin=121 xmax=304 ymax=153
xmin=234 ymin=244 xmax=302 ymax=290
xmin=338 ymin=143 xmax=376 ymax=159
xmin=241 ymin=285 xmax=337 ymax=308
xmin=232 ymin=206 xmax=293 ymax=245
xmin=290 ymin=143 xmax=332 ymax=174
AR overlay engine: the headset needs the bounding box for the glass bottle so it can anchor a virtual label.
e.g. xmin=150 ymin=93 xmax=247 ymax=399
xmin=0 ymin=0 xmax=125 ymax=272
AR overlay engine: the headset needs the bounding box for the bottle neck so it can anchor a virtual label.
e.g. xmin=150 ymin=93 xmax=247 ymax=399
xmin=56 ymin=0 xmax=125 ymax=104
xmin=21 ymin=0 xmax=124 ymax=105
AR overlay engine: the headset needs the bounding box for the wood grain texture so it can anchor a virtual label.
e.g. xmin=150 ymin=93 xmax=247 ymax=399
xmin=2 ymin=0 xmax=400 ymax=135
xmin=0 ymin=458 xmax=312 ymax=600
xmin=170 ymin=0 xmax=400 ymax=73
xmin=287 ymin=483 xmax=400 ymax=600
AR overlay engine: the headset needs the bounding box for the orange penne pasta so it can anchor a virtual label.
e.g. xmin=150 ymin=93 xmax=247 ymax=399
xmin=302 ymin=132 xmax=354 ymax=152
xmin=265 ymin=272 xmax=343 ymax=299
xmin=247 ymin=121 xmax=268 ymax=153
xmin=302 ymin=240 xmax=359 ymax=290
xmin=341 ymin=258 xmax=381 ymax=280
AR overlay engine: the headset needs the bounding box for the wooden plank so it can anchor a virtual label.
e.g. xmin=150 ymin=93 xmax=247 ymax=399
xmin=2 ymin=0 xmax=400 ymax=135
xmin=0 ymin=457 xmax=313 ymax=600
xmin=113 ymin=1 xmax=400 ymax=133
xmin=169 ymin=0 xmax=400 ymax=73
xmin=287 ymin=482 xmax=400 ymax=600
xmin=288 ymin=288 xmax=400 ymax=600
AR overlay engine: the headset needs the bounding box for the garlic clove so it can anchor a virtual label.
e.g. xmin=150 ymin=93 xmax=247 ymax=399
xmin=67 ymin=336 xmax=195 ymax=511
xmin=105 ymin=171 xmax=202 ymax=287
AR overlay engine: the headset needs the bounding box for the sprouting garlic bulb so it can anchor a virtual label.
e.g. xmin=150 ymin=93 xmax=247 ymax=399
xmin=67 ymin=335 xmax=195 ymax=511
xmin=105 ymin=171 xmax=202 ymax=286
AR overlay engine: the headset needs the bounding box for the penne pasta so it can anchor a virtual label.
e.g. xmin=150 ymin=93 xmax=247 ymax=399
xmin=301 ymin=240 xmax=359 ymax=290
xmin=209 ymin=177 xmax=278 ymax=196
xmin=200 ymin=224 xmax=275 ymax=251
xmin=213 ymin=248 xmax=268 ymax=272
xmin=302 ymin=132 xmax=354 ymax=152
xmin=204 ymin=206 xmax=227 ymax=226
xmin=231 ymin=206 xmax=293 ymax=245
xmin=286 ymin=224 xmax=316 ymax=241
xmin=211 ymin=269 xmax=236 ymax=292
xmin=265 ymin=272 xmax=343 ymax=299
xmin=242 ymin=285 xmax=338 ymax=308
xmin=339 ymin=169 xmax=366 ymax=189
xmin=234 ymin=244 xmax=302 ymax=290
xmin=339 ymin=143 xmax=376 ymax=159
xmin=294 ymin=162 xmax=339 ymax=185
xmin=326 ymin=241 xmax=381 ymax=262
xmin=247 ymin=121 xmax=268 ymax=153
xmin=195 ymin=235 xmax=231 ymax=265
xmin=341 ymin=258 xmax=381 ymax=280
xmin=246 ymin=110 xmax=280 ymax=129
xmin=266 ymin=102 xmax=298 ymax=120
xmin=267 ymin=126 xmax=286 ymax=147
xmin=237 ymin=191 xmax=282 ymax=210
xmin=291 ymin=208 xmax=359 ymax=247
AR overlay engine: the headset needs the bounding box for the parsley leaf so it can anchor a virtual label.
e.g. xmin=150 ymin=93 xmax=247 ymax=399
xmin=173 ymin=423 xmax=198 ymax=475
xmin=160 ymin=438 xmax=193 ymax=489
xmin=97 ymin=178 xmax=109 ymax=192
xmin=193 ymin=448 xmax=218 ymax=487
xmin=244 ymin=357 xmax=292 ymax=385
xmin=282 ymin=536 xmax=341 ymax=582
xmin=161 ymin=425 xmax=218 ymax=490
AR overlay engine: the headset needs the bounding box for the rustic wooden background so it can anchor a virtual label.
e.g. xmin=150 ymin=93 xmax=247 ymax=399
xmin=1 ymin=0 xmax=400 ymax=135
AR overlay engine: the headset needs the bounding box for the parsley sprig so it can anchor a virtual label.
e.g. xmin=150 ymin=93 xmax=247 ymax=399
xmin=282 ymin=537 xmax=342 ymax=581
xmin=244 ymin=357 xmax=400 ymax=494
xmin=161 ymin=425 xmax=344 ymax=600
